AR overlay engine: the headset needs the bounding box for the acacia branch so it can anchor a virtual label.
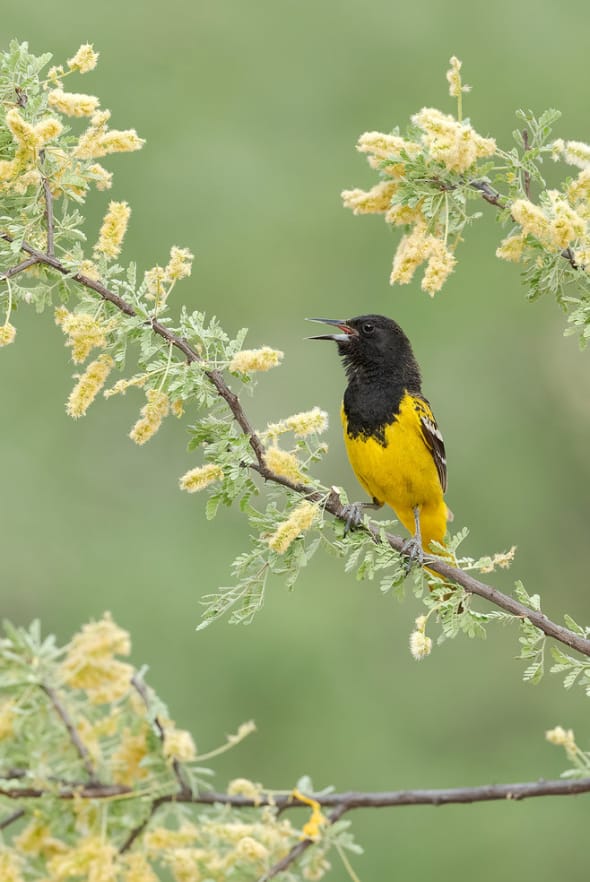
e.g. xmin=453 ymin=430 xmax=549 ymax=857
xmin=0 ymin=808 xmax=25 ymax=830
xmin=40 ymin=683 xmax=97 ymax=781
xmin=38 ymin=149 xmax=55 ymax=256
xmin=126 ymin=672 xmax=190 ymax=849
xmin=0 ymin=255 xmax=40 ymax=280
xmin=261 ymin=805 xmax=348 ymax=882
xmin=2 ymin=775 xmax=590 ymax=808
xmin=2 ymin=232 xmax=590 ymax=660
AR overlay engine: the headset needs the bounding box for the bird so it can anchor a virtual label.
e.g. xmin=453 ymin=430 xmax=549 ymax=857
xmin=308 ymin=314 xmax=451 ymax=565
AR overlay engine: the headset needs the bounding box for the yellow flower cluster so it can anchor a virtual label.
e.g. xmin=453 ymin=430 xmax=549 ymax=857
xmin=507 ymin=194 xmax=588 ymax=255
xmin=495 ymin=234 xmax=526 ymax=263
xmin=13 ymin=819 xmax=66 ymax=860
xmin=265 ymin=406 xmax=328 ymax=439
xmin=227 ymin=777 xmax=264 ymax=802
xmin=420 ymin=237 xmax=458 ymax=296
xmin=446 ymin=55 xmax=469 ymax=99
xmin=0 ymin=698 xmax=16 ymax=739
xmin=179 ymin=463 xmax=224 ymax=493
xmin=112 ymin=727 xmax=150 ymax=785
xmin=264 ymin=446 xmax=305 ymax=482
xmin=94 ymin=200 xmax=131 ymax=259
xmin=47 ymin=835 xmax=117 ymax=881
xmin=5 ymin=107 xmax=63 ymax=152
xmin=66 ymin=353 xmax=114 ymax=418
xmin=567 ymin=168 xmax=590 ymax=205
xmin=144 ymin=246 xmax=195 ymax=308
xmin=55 ymin=307 xmax=109 ymax=364
xmin=78 ymin=257 xmax=102 ymax=278
xmin=60 ymin=612 xmax=134 ymax=704
xmin=87 ymin=162 xmax=113 ymax=190
xmin=390 ymin=222 xmax=457 ymax=295
xmin=104 ymin=373 xmax=148 ymax=398
xmin=341 ymin=179 xmax=397 ymax=215
xmin=545 ymin=725 xmax=577 ymax=760
xmin=236 ymin=836 xmax=269 ymax=861
xmin=145 ymin=823 xmax=200 ymax=853
xmin=67 ymin=43 xmax=99 ymax=74
xmin=120 ymin=853 xmax=159 ymax=882
xmin=0 ymin=322 xmax=16 ymax=347
xmin=166 ymin=245 xmax=194 ymax=281
xmin=478 ymin=545 xmax=517 ymax=574
xmin=229 ymin=346 xmax=284 ymax=373
xmin=552 ymin=138 xmax=590 ymax=170
xmin=74 ymin=109 xmax=145 ymax=160
xmin=0 ymin=851 xmax=24 ymax=882
xmin=267 ymin=501 xmax=319 ymax=554
xmin=356 ymin=130 xmax=421 ymax=176
xmin=129 ymin=388 xmax=170 ymax=445
xmin=162 ymin=720 xmax=197 ymax=762
xmin=409 ymin=614 xmax=432 ymax=660
xmin=47 ymin=88 xmax=100 ymax=117
xmin=412 ymin=107 xmax=496 ymax=174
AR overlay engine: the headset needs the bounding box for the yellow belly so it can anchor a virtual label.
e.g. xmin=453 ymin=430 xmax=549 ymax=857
xmin=341 ymin=396 xmax=447 ymax=551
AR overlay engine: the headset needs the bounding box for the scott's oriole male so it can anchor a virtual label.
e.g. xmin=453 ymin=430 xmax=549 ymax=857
xmin=309 ymin=314 xmax=450 ymax=562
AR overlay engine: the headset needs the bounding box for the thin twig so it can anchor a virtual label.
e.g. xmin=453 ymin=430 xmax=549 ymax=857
xmin=260 ymin=805 xmax=347 ymax=881
xmin=522 ymin=129 xmax=532 ymax=200
xmin=0 ymin=782 xmax=129 ymax=799
xmin=470 ymin=179 xmax=508 ymax=209
xmin=119 ymin=795 xmax=168 ymax=853
xmin=40 ymin=683 xmax=97 ymax=781
xmin=38 ymin=149 xmax=55 ymax=256
xmin=3 ymin=233 xmax=590 ymax=660
xmin=0 ymin=808 xmax=25 ymax=830
xmin=130 ymin=673 xmax=189 ymax=792
xmin=0 ymin=256 xmax=40 ymax=280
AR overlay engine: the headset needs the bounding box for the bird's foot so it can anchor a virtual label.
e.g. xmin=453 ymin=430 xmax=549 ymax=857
xmin=340 ymin=502 xmax=366 ymax=535
xmin=401 ymin=536 xmax=425 ymax=574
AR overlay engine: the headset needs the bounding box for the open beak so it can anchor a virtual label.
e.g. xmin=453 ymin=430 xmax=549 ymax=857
xmin=306 ymin=318 xmax=357 ymax=342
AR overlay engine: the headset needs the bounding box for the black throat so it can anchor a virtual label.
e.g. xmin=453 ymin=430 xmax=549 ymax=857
xmin=339 ymin=340 xmax=422 ymax=445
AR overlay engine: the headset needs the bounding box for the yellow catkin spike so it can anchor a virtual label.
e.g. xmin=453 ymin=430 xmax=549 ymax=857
xmin=66 ymin=354 xmax=114 ymax=418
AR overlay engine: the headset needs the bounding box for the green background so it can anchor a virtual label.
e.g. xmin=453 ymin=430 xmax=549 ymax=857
xmin=2 ymin=1 xmax=590 ymax=879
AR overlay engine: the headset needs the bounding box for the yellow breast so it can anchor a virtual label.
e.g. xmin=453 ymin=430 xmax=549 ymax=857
xmin=341 ymin=394 xmax=447 ymax=549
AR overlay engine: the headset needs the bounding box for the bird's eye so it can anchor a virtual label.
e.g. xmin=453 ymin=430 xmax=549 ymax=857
xmin=362 ymin=321 xmax=374 ymax=336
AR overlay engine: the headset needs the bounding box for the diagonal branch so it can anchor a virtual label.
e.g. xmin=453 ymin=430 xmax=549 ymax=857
xmin=0 ymin=808 xmax=25 ymax=830
xmin=39 ymin=683 xmax=97 ymax=781
xmin=260 ymin=804 xmax=348 ymax=881
xmin=0 ymin=256 xmax=40 ymax=281
xmin=3 ymin=233 xmax=590 ymax=660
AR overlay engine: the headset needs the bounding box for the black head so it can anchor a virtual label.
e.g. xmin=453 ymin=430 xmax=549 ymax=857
xmin=308 ymin=314 xmax=422 ymax=390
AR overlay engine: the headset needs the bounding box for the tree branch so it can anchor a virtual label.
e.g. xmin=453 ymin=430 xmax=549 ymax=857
xmin=0 ymin=255 xmax=40 ymax=280
xmin=0 ymin=808 xmax=25 ymax=830
xmin=39 ymin=683 xmax=97 ymax=781
xmin=260 ymin=805 xmax=348 ymax=882
xmin=3 ymin=233 xmax=590 ymax=661
xmin=2 ymin=775 xmax=590 ymax=809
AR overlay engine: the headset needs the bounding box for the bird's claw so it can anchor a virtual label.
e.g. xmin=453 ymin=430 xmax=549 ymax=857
xmin=401 ymin=536 xmax=425 ymax=574
xmin=340 ymin=502 xmax=365 ymax=535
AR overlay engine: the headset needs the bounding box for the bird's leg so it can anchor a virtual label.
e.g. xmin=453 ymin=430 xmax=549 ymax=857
xmin=401 ymin=505 xmax=425 ymax=573
xmin=341 ymin=497 xmax=383 ymax=535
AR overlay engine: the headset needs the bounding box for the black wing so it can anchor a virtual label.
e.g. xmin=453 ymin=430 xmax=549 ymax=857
xmin=413 ymin=394 xmax=447 ymax=492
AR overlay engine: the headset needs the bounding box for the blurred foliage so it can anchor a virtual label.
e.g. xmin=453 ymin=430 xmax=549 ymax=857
xmin=0 ymin=2 xmax=589 ymax=880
